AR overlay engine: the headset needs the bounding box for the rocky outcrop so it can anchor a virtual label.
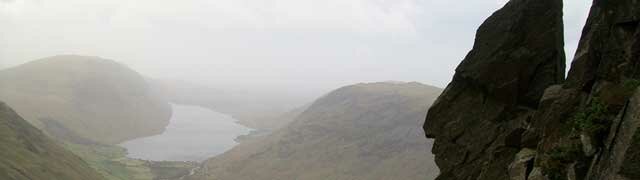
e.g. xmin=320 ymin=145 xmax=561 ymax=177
xmin=423 ymin=0 xmax=565 ymax=179
xmin=0 ymin=102 xmax=105 ymax=180
xmin=586 ymin=90 xmax=640 ymax=180
xmin=529 ymin=0 xmax=640 ymax=179
xmin=425 ymin=0 xmax=640 ymax=179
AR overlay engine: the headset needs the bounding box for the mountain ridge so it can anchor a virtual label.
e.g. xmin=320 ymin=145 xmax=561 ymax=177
xmin=187 ymin=81 xmax=442 ymax=180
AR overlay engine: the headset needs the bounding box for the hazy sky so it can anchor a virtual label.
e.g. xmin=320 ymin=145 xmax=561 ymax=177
xmin=0 ymin=0 xmax=591 ymax=96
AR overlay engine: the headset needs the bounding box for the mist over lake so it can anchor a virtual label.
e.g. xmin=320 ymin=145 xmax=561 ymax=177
xmin=119 ymin=104 xmax=252 ymax=162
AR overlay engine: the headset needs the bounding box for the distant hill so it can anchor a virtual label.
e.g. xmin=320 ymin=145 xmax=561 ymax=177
xmin=188 ymin=82 xmax=442 ymax=180
xmin=0 ymin=55 xmax=172 ymax=144
xmin=0 ymin=102 xmax=105 ymax=180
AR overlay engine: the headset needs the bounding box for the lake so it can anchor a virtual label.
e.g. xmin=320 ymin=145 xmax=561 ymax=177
xmin=119 ymin=103 xmax=252 ymax=162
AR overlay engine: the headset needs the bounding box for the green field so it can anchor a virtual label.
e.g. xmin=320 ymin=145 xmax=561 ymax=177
xmin=64 ymin=143 xmax=198 ymax=180
xmin=64 ymin=143 xmax=155 ymax=180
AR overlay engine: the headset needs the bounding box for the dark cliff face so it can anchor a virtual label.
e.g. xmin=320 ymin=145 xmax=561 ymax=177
xmin=425 ymin=0 xmax=640 ymax=179
xmin=532 ymin=0 xmax=640 ymax=179
xmin=0 ymin=102 xmax=105 ymax=180
xmin=424 ymin=0 xmax=565 ymax=179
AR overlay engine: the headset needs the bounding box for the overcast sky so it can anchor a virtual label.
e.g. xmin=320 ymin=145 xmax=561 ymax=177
xmin=0 ymin=0 xmax=591 ymax=98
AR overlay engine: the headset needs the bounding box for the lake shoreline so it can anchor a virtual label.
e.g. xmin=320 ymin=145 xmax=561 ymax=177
xmin=118 ymin=103 xmax=253 ymax=162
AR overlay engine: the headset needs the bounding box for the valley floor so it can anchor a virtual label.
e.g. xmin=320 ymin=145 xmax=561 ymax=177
xmin=65 ymin=142 xmax=198 ymax=180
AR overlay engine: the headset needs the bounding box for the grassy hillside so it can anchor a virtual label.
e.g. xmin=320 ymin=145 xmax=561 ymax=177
xmin=0 ymin=55 xmax=172 ymax=144
xmin=188 ymin=82 xmax=442 ymax=180
xmin=0 ymin=102 xmax=105 ymax=180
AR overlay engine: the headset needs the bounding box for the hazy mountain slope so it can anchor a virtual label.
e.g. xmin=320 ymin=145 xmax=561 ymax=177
xmin=188 ymin=82 xmax=442 ymax=180
xmin=0 ymin=55 xmax=172 ymax=144
xmin=0 ymin=102 xmax=105 ymax=180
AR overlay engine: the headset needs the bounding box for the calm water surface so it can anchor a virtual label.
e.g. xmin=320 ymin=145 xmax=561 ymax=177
xmin=119 ymin=104 xmax=252 ymax=162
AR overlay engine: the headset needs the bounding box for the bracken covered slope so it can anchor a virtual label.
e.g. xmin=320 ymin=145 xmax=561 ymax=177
xmin=0 ymin=102 xmax=105 ymax=180
xmin=0 ymin=55 xmax=172 ymax=144
xmin=425 ymin=0 xmax=640 ymax=179
xmin=188 ymin=82 xmax=442 ymax=180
